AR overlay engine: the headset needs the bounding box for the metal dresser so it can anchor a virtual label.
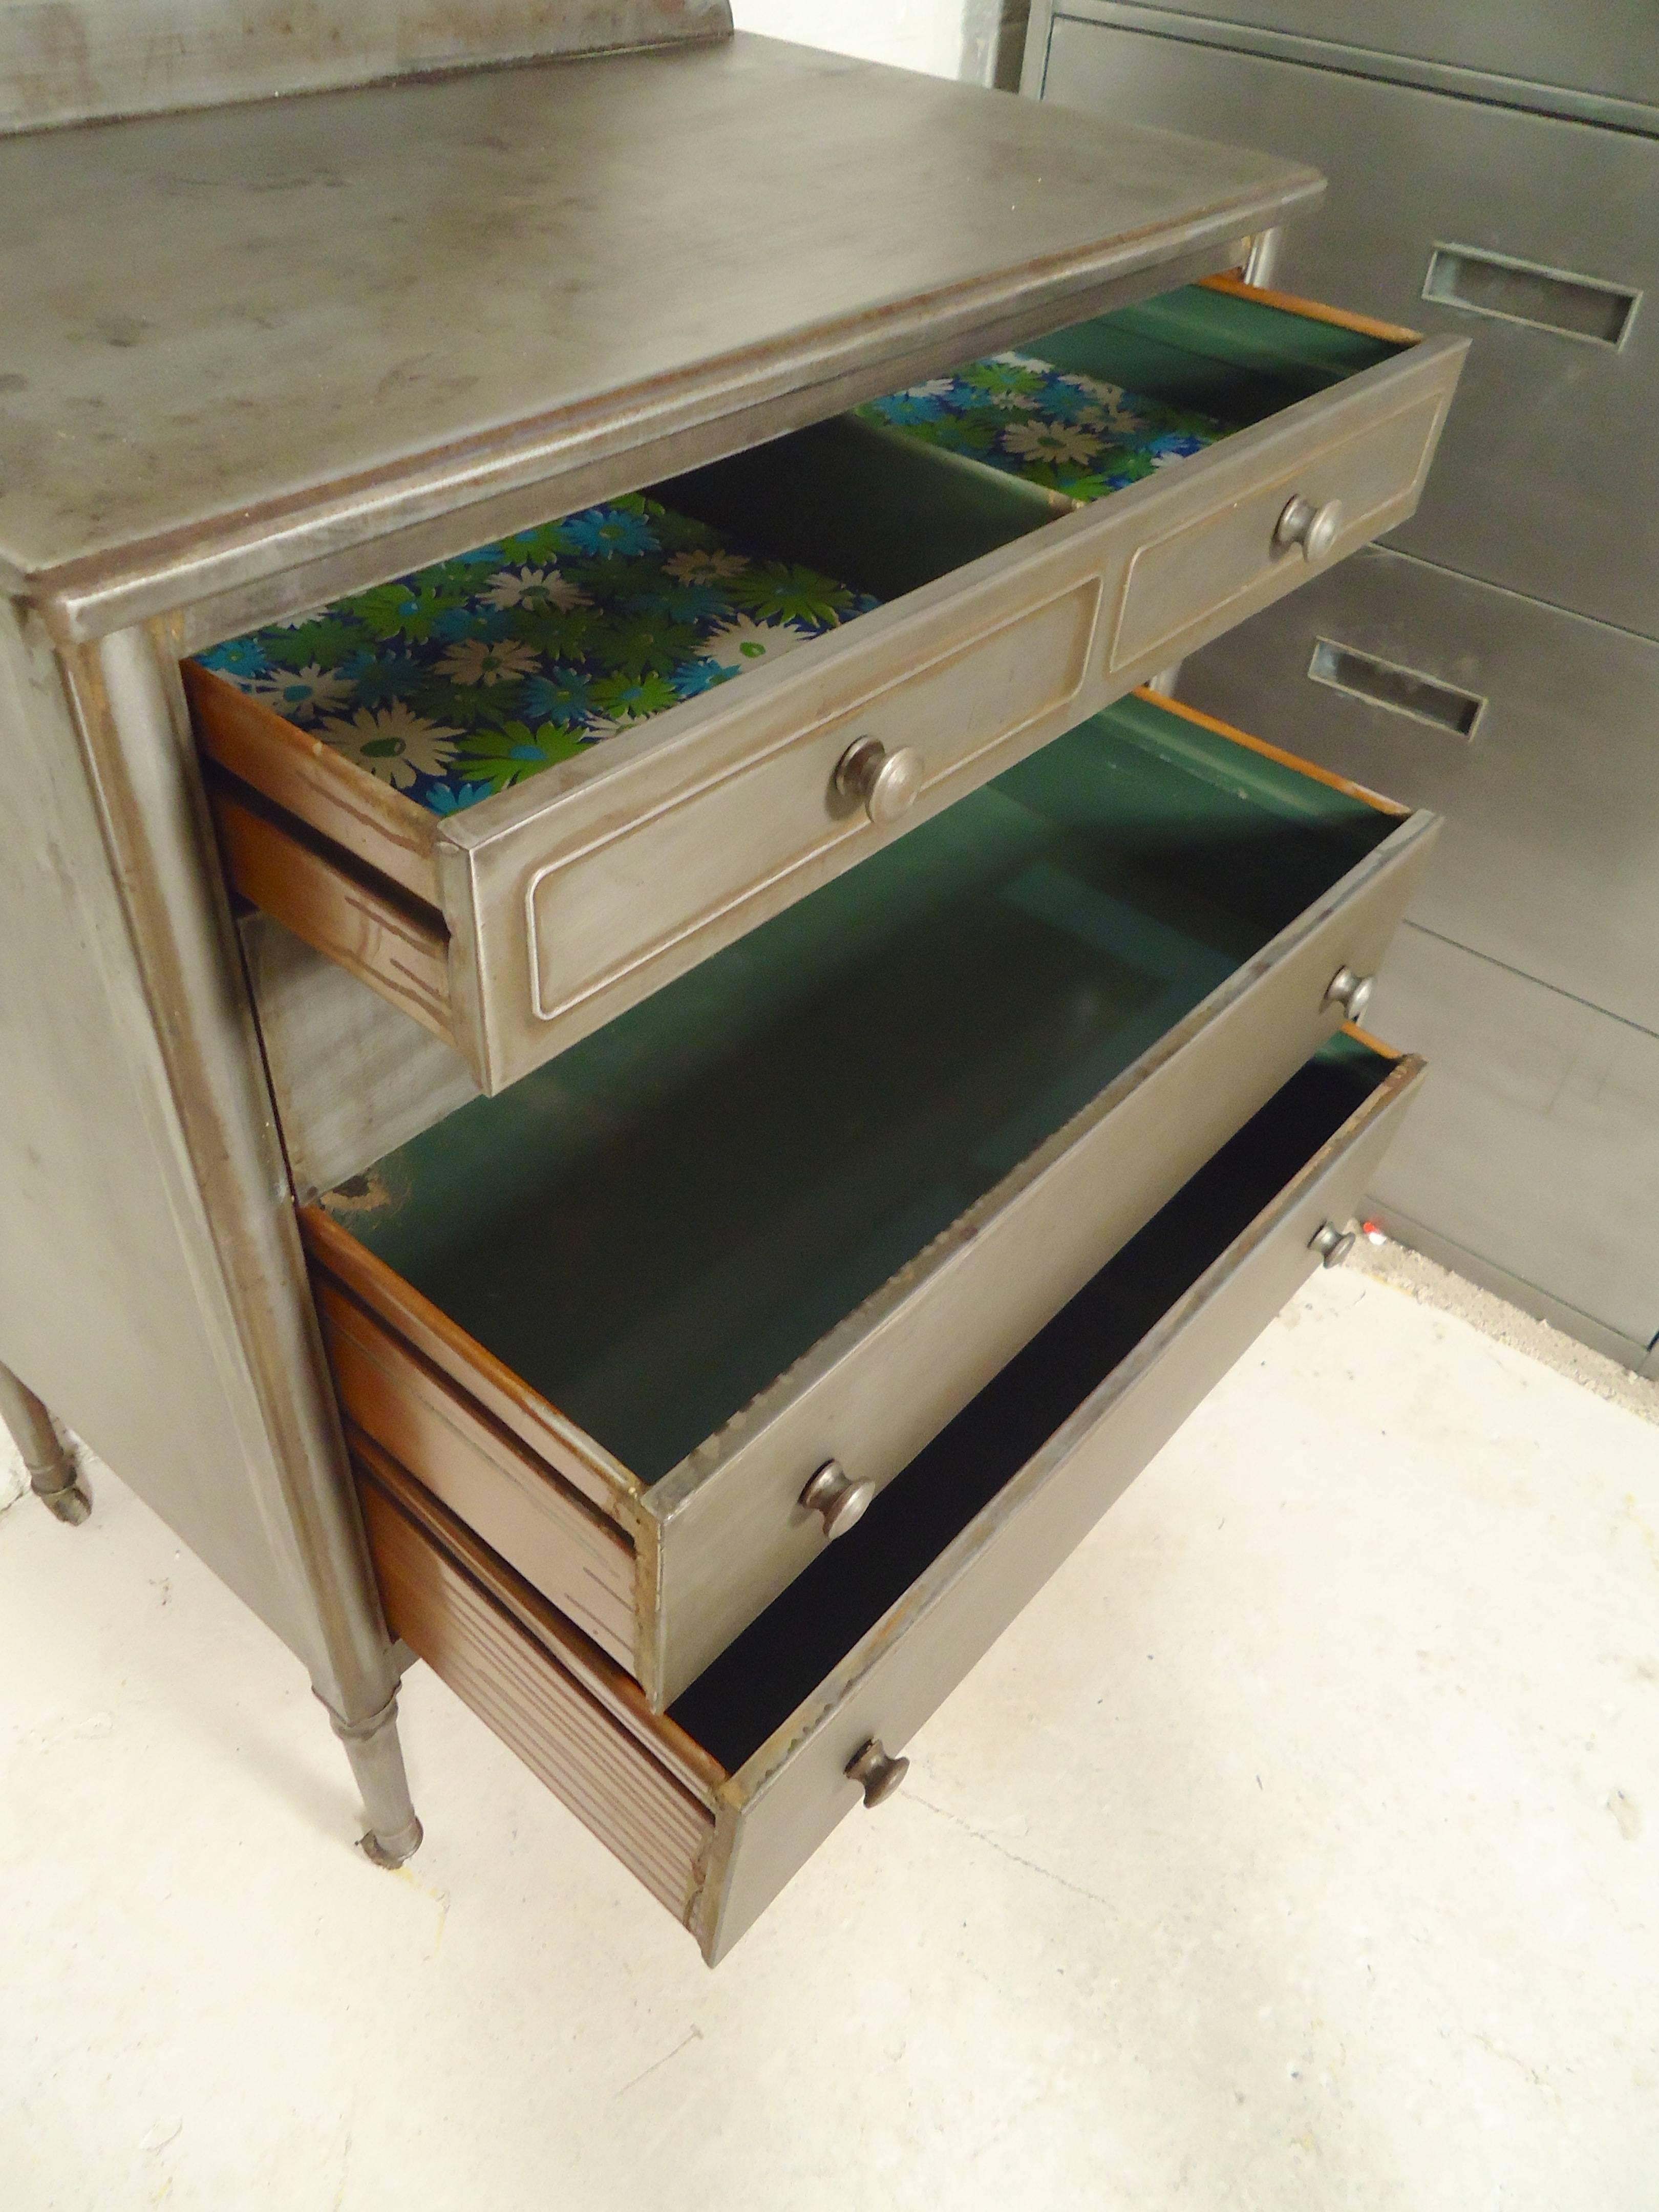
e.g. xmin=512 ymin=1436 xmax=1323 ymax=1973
xmin=1 ymin=3 xmax=1465 ymax=1961
xmin=1026 ymin=1 xmax=1659 ymax=1374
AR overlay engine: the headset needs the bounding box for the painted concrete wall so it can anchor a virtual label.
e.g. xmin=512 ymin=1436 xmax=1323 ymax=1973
xmin=730 ymin=0 xmax=974 ymax=79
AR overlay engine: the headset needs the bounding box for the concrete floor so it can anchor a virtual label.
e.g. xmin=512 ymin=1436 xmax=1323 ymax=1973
xmin=5 ymin=1258 xmax=1657 ymax=2212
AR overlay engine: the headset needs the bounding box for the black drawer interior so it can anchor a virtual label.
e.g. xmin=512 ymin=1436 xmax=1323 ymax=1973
xmin=671 ymin=1031 xmax=1395 ymax=1770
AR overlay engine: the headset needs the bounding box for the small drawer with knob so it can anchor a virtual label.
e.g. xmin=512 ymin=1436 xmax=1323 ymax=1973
xmin=354 ymin=1029 xmax=1424 ymax=1963
xmin=300 ymin=688 xmax=1437 ymax=1712
xmin=185 ymin=275 xmax=1464 ymax=1095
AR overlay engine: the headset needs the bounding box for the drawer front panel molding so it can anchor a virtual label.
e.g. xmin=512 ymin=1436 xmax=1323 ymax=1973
xmin=1110 ymin=391 xmax=1446 ymax=669
xmin=525 ymin=577 xmax=1103 ymax=1030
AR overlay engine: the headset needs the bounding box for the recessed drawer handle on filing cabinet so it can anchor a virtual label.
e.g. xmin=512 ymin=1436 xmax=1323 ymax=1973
xmin=834 ymin=735 xmax=925 ymax=825
xmin=800 ymin=1459 xmax=877 ymax=1541
xmin=846 ymin=1739 xmax=910 ymax=1809
xmin=1274 ymin=494 xmax=1345 ymax=563
xmin=1307 ymin=638 xmax=1485 ymax=739
xmin=1309 ymin=1221 xmax=1357 ymax=1269
xmin=1324 ymin=966 xmax=1375 ymax=1026
xmin=1422 ymin=243 xmax=1641 ymax=351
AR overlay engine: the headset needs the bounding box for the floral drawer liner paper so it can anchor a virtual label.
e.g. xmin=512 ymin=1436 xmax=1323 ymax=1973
xmin=855 ymin=351 xmax=1225 ymax=502
xmin=195 ymin=496 xmax=882 ymax=818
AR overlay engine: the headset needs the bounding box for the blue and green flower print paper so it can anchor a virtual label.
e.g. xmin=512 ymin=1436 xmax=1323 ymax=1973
xmin=195 ymin=496 xmax=880 ymax=818
xmin=856 ymin=351 xmax=1224 ymax=502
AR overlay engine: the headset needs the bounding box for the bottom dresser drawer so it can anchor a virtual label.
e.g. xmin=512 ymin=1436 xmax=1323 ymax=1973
xmin=358 ymin=1032 xmax=1422 ymax=1963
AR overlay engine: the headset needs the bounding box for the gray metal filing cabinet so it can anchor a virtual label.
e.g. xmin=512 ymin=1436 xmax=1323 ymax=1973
xmin=1028 ymin=1 xmax=1659 ymax=1372
xmin=2 ymin=3 xmax=1466 ymax=1960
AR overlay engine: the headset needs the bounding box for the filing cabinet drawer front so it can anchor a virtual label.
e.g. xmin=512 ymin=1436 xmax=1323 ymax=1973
xmin=1363 ymin=927 xmax=1659 ymax=1350
xmin=1041 ymin=20 xmax=1659 ymax=637
xmin=522 ymin=574 xmax=1104 ymax=1034
xmin=649 ymin=802 xmax=1438 ymax=1705
xmin=698 ymin=1051 xmax=1425 ymax=1962
xmin=1173 ymin=546 xmax=1659 ymax=1038
xmin=1040 ymin=1 xmax=1659 ymax=110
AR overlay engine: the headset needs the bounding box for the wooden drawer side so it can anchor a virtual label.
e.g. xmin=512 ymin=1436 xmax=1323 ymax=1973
xmin=360 ymin=1461 xmax=713 ymax=1924
xmin=211 ymin=782 xmax=454 ymax=1046
xmin=186 ymin=660 xmax=440 ymax=907
xmin=317 ymin=1273 xmax=640 ymax=1670
xmin=300 ymin=1203 xmax=639 ymax=1519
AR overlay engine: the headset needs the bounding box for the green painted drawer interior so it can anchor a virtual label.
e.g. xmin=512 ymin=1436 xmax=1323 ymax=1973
xmin=319 ymin=695 xmax=1395 ymax=1485
xmin=1034 ymin=281 xmax=1407 ymax=427
xmin=663 ymin=281 xmax=1411 ymax=603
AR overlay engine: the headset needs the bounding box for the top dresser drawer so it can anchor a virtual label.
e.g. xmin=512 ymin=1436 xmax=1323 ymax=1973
xmin=188 ymin=276 xmax=1463 ymax=1094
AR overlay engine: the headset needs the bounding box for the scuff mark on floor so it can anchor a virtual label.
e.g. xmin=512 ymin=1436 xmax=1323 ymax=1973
xmin=905 ymin=1790 xmax=1120 ymax=1915
xmin=616 ymin=2024 xmax=704 ymax=2097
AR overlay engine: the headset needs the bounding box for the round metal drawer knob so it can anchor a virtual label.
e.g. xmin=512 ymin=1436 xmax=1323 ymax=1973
xmin=1324 ymin=965 xmax=1375 ymax=1026
xmin=834 ymin=735 xmax=925 ymax=825
xmin=846 ymin=1738 xmax=910 ymax=1808
xmin=800 ymin=1458 xmax=876 ymax=1542
xmin=1309 ymin=1220 xmax=1357 ymax=1268
xmin=1275 ymin=493 xmax=1345 ymax=562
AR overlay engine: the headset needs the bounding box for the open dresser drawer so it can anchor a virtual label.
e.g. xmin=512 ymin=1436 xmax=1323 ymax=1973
xmin=357 ymin=1030 xmax=1424 ymax=1962
xmin=189 ymin=276 xmax=1465 ymax=1092
xmin=301 ymin=688 xmax=1438 ymax=1708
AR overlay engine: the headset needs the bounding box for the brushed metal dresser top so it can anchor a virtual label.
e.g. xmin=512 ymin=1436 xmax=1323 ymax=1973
xmin=0 ymin=33 xmax=1320 ymax=633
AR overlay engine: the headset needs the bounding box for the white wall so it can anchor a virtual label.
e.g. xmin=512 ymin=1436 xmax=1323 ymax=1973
xmin=730 ymin=0 xmax=973 ymax=79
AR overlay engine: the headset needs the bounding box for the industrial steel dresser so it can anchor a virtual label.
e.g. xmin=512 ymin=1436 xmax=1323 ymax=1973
xmin=0 ymin=2 xmax=1463 ymax=1959
xmin=1025 ymin=0 xmax=1659 ymax=1374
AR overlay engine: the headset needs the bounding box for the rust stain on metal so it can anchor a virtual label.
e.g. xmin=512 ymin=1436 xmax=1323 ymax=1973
xmin=318 ymin=1164 xmax=394 ymax=1218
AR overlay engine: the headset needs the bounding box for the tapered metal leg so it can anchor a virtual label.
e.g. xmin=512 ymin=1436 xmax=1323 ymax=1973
xmin=317 ymin=1688 xmax=424 ymax=1867
xmin=0 ymin=1361 xmax=93 ymax=1525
